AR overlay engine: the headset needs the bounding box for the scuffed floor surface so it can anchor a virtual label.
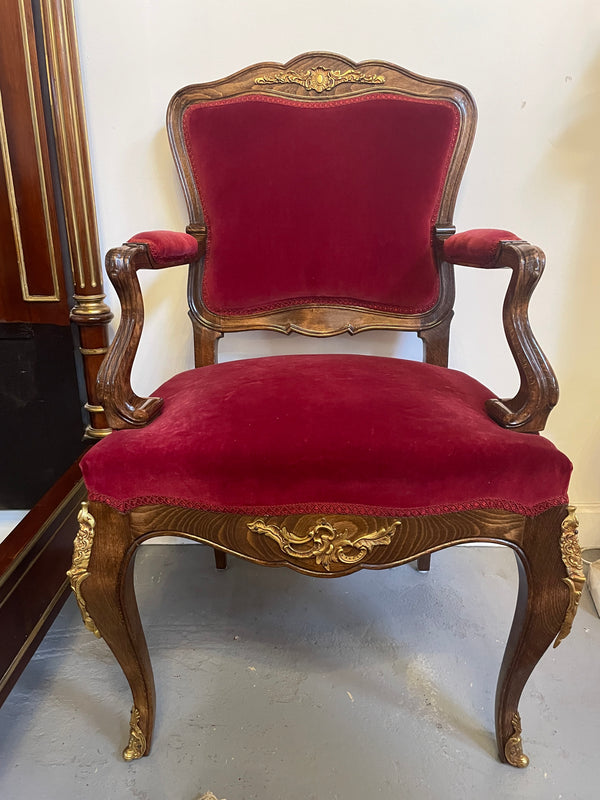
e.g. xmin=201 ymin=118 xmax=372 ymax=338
xmin=0 ymin=544 xmax=597 ymax=800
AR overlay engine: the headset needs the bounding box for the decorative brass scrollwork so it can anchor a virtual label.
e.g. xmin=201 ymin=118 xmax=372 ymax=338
xmin=554 ymin=506 xmax=585 ymax=648
xmin=247 ymin=517 xmax=400 ymax=570
xmin=255 ymin=67 xmax=385 ymax=93
xmin=504 ymin=712 xmax=529 ymax=768
xmin=67 ymin=502 xmax=101 ymax=638
xmin=123 ymin=705 xmax=147 ymax=761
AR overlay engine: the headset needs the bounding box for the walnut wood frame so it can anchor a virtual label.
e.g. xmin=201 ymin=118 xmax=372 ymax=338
xmin=78 ymin=501 xmax=577 ymax=768
xmin=99 ymin=53 xmax=556 ymax=435
xmin=83 ymin=55 xmax=578 ymax=767
xmin=170 ymin=53 xmax=473 ymax=347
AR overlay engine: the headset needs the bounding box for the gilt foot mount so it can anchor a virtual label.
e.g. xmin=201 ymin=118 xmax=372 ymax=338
xmin=123 ymin=706 xmax=147 ymax=761
xmin=504 ymin=712 xmax=529 ymax=768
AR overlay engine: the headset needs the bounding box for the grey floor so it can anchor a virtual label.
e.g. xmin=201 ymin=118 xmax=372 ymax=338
xmin=0 ymin=544 xmax=597 ymax=800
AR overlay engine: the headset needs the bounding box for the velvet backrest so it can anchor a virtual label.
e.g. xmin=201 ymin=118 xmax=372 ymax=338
xmin=168 ymin=54 xmax=477 ymax=330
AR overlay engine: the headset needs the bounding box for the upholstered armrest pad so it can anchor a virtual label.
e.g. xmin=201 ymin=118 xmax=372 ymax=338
xmin=443 ymin=228 xmax=521 ymax=268
xmin=127 ymin=230 xmax=199 ymax=268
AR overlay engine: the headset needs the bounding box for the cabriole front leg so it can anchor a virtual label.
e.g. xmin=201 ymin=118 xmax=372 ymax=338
xmin=495 ymin=506 xmax=584 ymax=767
xmin=67 ymin=502 xmax=155 ymax=760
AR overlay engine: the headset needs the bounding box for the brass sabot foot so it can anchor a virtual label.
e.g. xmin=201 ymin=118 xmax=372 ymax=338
xmin=504 ymin=712 xmax=529 ymax=768
xmin=123 ymin=706 xmax=147 ymax=761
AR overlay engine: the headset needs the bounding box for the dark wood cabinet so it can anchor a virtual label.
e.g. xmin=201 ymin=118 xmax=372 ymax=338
xmin=0 ymin=0 xmax=110 ymax=703
xmin=0 ymin=0 xmax=85 ymax=507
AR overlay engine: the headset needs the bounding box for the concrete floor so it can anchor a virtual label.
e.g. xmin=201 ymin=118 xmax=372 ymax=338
xmin=0 ymin=543 xmax=597 ymax=800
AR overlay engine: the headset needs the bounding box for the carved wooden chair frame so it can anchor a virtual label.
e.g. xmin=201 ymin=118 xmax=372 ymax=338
xmin=68 ymin=54 xmax=584 ymax=768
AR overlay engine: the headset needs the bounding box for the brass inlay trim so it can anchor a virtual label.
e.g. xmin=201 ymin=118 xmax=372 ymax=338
xmin=58 ymin=0 xmax=98 ymax=287
xmin=70 ymin=293 xmax=112 ymax=318
xmin=0 ymin=479 xmax=84 ymax=591
xmin=1 ymin=87 xmax=58 ymax=303
xmin=255 ymin=67 xmax=386 ymax=93
xmin=247 ymin=517 xmax=400 ymax=570
xmin=40 ymin=0 xmax=101 ymax=291
xmin=66 ymin=502 xmax=101 ymax=638
xmin=504 ymin=712 xmax=529 ymax=768
xmin=554 ymin=506 xmax=585 ymax=648
xmin=80 ymin=347 xmax=108 ymax=356
xmin=0 ymin=90 xmax=26 ymax=294
xmin=0 ymin=578 xmax=69 ymax=696
xmin=41 ymin=0 xmax=82 ymax=288
xmin=84 ymin=425 xmax=113 ymax=439
xmin=16 ymin=0 xmax=60 ymax=302
xmin=123 ymin=706 xmax=147 ymax=761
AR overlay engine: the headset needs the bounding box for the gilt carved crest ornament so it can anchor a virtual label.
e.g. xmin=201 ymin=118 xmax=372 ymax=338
xmin=255 ymin=67 xmax=386 ymax=93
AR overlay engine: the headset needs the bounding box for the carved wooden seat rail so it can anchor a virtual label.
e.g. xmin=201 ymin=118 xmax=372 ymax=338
xmin=68 ymin=53 xmax=582 ymax=769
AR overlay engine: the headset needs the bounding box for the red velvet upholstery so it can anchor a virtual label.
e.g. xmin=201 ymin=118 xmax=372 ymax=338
xmin=443 ymin=229 xmax=521 ymax=268
xmin=82 ymin=355 xmax=570 ymax=517
xmin=128 ymin=230 xmax=199 ymax=267
xmin=182 ymin=94 xmax=460 ymax=315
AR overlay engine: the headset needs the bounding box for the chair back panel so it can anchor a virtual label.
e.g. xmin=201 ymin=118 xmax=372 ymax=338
xmin=168 ymin=54 xmax=476 ymax=332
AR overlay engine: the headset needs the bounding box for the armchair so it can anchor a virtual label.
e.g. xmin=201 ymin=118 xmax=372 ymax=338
xmin=70 ymin=53 xmax=583 ymax=768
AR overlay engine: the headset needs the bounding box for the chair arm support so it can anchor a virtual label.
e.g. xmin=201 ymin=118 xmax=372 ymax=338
xmin=98 ymin=230 xmax=205 ymax=430
xmin=443 ymin=231 xmax=558 ymax=432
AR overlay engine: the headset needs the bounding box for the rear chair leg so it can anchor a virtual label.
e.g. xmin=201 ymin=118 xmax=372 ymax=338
xmin=68 ymin=502 xmax=155 ymax=760
xmin=495 ymin=506 xmax=584 ymax=767
xmin=416 ymin=553 xmax=431 ymax=571
xmin=213 ymin=548 xmax=227 ymax=570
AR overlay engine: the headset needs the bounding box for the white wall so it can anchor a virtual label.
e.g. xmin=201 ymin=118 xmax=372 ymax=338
xmin=74 ymin=0 xmax=600 ymax=543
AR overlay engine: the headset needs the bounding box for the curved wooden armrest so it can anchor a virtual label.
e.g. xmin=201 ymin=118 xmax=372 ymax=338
xmin=442 ymin=230 xmax=558 ymax=432
xmin=98 ymin=230 xmax=206 ymax=430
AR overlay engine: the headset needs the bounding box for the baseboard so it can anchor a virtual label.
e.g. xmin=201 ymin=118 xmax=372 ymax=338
xmin=570 ymin=503 xmax=600 ymax=550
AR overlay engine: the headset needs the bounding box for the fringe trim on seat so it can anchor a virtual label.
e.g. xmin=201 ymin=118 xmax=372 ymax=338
xmin=85 ymin=492 xmax=569 ymax=518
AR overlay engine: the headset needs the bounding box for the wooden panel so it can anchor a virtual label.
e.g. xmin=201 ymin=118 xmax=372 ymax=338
xmin=0 ymin=0 xmax=67 ymax=324
xmin=0 ymin=462 xmax=85 ymax=707
xmin=0 ymin=323 xmax=87 ymax=508
xmin=125 ymin=505 xmax=526 ymax=578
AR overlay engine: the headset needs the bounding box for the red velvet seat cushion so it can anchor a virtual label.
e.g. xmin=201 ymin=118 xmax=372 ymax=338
xmin=82 ymin=355 xmax=570 ymax=516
